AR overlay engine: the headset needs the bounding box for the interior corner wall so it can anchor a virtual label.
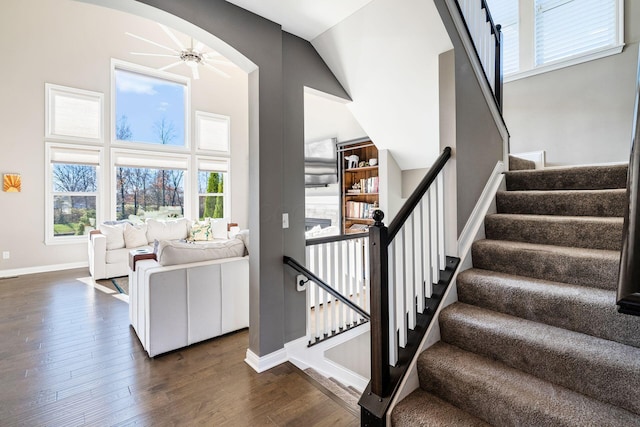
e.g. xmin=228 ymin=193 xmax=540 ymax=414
xmin=502 ymin=0 xmax=640 ymax=166
xmin=434 ymin=0 xmax=503 ymax=235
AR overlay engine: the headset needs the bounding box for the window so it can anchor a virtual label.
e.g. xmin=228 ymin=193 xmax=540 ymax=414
xmin=46 ymin=84 xmax=103 ymax=143
xmin=486 ymin=0 xmax=623 ymax=80
xmin=46 ymin=144 xmax=102 ymax=243
xmin=197 ymin=158 xmax=229 ymax=220
xmin=111 ymin=149 xmax=189 ymax=220
xmin=196 ymin=111 xmax=230 ymax=152
xmin=113 ymin=61 xmax=189 ymax=148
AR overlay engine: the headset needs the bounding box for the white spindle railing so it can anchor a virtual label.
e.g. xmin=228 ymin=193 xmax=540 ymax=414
xmin=305 ymin=235 xmax=370 ymax=345
xmin=457 ymin=0 xmax=501 ymax=100
xmin=387 ymin=167 xmax=446 ymax=365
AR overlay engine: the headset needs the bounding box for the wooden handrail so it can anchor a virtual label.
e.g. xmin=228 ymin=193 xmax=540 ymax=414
xmin=617 ymin=45 xmax=640 ymax=316
xmin=306 ymin=232 xmax=367 ymax=246
xmin=283 ymin=256 xmax=371 ymax=320
xmin=387 ymin=147 xmax=452 ymax=242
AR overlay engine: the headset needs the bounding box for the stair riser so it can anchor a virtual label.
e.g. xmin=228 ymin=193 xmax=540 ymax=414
xmin=471 ymin=242 xmax=619 ymax=290
xmin=505 ymin=164 xmax=628 ymax=191
xmin=496 ymin=190 xmax=626 ymax=217
xmin=457 ymin=270 xmax=640 ymax=348
xmin=418 ymin=343 xmax=640 ymax=426
xmin=484 ymin=216 xmax=623 ymax=251
xmin=439 ymin=304 xmax=640 ymax=415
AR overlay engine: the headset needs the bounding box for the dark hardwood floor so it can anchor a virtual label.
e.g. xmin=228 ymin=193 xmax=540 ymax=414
xmin=0 ymin=268 xmax=359 ymax=426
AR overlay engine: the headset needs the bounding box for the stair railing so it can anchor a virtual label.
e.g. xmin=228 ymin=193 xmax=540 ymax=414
xmin=304 ymin=233 xmax=371 ymax=345
xmin=617 ymin=45 xmax=640 ymax=316
xmin=284 ymin=234 xmax=371 ymax=346
xmin=359 ymin=147 xmax=460 ymax=425
xmin=454 ymin=0 xmax=503 ymax=109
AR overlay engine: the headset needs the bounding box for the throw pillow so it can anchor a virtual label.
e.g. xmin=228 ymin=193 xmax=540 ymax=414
xmin=98 ymin=223 xmax=126 ymax=250
xmin=189 ymin=220 xmax=213 ymax=241
xmin=236 ymin=229 xmax=250 ymax=255
xmin=145 ymin=218 xmax=190 ymax=243
xmin=123 ymin=223 xmax=148 ymax=248
xmin=209 ymin=218 xmax=228 ymax=239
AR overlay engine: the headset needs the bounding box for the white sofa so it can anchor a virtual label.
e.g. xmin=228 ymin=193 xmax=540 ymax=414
xmin=88 ymin=218 xmax=229 ymax=280
xmin=129 ymin=255 xmax=249 ymax=357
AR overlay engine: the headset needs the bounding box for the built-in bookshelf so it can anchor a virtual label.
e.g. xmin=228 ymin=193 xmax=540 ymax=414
xmin=339 ymin=139 xmax=379 ymax=234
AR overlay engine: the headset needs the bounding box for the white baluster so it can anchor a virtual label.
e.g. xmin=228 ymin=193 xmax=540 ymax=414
xmin=397 ymin=228 xmax=407 ymax=348
xmin=430 ymin=185 xmax=439 ymax=283
xmin=338 ymin=240 xmax=345 ymax=331
xmin=364 ymin=236 xmax=370 ymax=313
xmin=406 ymin=214 xmax=416 ymax=330
xmin=438 ymin=171 xmax=446 ymax=271
xmin=388 ymin=239 xmax=398 ymax=366
xmin=416 ymin=200 xmax=425 ymax=312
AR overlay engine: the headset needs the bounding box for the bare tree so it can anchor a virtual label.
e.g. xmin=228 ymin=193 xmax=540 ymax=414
xmin=153 ymin=117 xmax=177 ymax=206
xmin=117 ymin=115 xmax=133 ymax=141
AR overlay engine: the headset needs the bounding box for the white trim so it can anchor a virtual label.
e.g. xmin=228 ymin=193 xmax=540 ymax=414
xmin=511 ymin=150 xmax=545 ymax=169
xmin=457 ymin=161 xmax=505 ymax=261
xmin=505 ymin=44 xmax=624 ymax=83
xmin=285 ymin=322 xmax=370 ymax=392
xmin=0 ymin=261 xmax=89 ymax=279
xmin=244 ymin=348 xmax=288 ymax=373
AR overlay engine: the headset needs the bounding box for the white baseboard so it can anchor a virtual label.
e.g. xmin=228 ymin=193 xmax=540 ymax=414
xmin=0 ymin=261 xmax=88 ymax=279
xmin=285 ymin=324 xmax=370 ymax=392
xmin=244 ymin=347 xmax=288 ymax=373
xmin=458 ymin=161 xmax=505 ymax=261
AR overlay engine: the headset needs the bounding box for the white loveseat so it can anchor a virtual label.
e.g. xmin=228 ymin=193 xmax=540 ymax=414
xmin=88 ymin=218 xmax=229 ymax=280
xmin=129 ymin=240 xmax=249 ymax=357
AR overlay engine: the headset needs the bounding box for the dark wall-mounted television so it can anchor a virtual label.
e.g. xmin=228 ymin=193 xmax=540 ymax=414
xmin=304 ymin=137 xmax=338 ymax=187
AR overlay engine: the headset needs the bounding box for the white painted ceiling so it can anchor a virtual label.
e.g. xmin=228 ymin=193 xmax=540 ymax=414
xmin=224 ymin=0 xmax=373 ymax=41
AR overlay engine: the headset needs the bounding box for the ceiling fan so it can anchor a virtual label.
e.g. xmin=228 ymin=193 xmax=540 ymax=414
xmin=126 ymin=24 xmax=232 ymax=80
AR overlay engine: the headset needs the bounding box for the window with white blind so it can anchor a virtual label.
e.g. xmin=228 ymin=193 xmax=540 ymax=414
xmin=196 ymin=112 xmax=230 ymax=152
xmin=486 ymin=0 xmax=623 ymax=80
xmin=46 ymin=84 xmax=104 ymax=143
xmin=46 ymin=144 xmax=102 ymax=244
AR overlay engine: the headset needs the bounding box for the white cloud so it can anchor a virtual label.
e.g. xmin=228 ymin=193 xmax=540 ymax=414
xmin=116 ymin=71 xmax=158 ymax=95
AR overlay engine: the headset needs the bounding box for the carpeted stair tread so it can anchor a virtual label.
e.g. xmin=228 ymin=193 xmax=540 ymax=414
xmin=439 ymin=302 xmax=640 ymax=414
xmin=508 ymin=155 xmax=536 ymax=171
xmin=505 ymin=164 xmax=628 ymax=191
xmin=496 ymin=188 xmax=626 ymax=217
xmin=417 ymin=342 xmax=640 ymax=426
xmin=391 ymin=389 xmax=490 ymax=427
xmin=484 ymin=213 xmax=623 ymax=250
xmin=457 ymin=268 xmax=640 ymax=348
xmin=472 ymin=239 xmax=620 ymax=290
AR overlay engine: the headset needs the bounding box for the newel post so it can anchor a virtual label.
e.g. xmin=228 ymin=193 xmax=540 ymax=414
xmin=369 ymin=209 xmax=390 ymax=397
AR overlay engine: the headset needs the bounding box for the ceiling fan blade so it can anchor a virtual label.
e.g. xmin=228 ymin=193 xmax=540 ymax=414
xmin=203 ymin=62 xmax=230 ymax=79
xmin=192 ymin=66 xmax=200 ymax=80
xmin=125 ymin=32 xmax=178 ymax=53
xmin=194 ymin=41 xmax=205 ymax=52
xmin=130 ymin=52 xmax=178 ymax=58
xmin=158 ymin=23 xmax=185 ymax=51
xmin=158 ymin=61 xmax=183 ymax=71
xmin=203 ymin=51 xmax=222 ymax=58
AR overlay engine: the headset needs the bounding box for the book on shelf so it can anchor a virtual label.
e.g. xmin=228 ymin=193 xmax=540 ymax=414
xmin=346 ymin=201 xmax=378 ymax=219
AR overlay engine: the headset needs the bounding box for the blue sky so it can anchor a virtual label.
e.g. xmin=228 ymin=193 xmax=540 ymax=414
xmin=115 ymin=69 xmax=185 ymax=146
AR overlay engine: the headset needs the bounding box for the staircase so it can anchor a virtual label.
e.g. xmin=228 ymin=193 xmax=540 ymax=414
xmin=392 ymin=163 xmax=640 ymax=426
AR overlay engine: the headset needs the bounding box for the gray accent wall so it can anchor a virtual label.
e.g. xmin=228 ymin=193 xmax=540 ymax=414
xmin=435 ymin=0 xmax=505 ymax=235
xmin=503 ymin=0 xmax=640 ymax=166
xmin=135 ymin=0 xmax=350 ymax=355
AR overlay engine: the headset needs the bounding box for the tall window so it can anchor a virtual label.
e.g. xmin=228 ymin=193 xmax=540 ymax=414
xmin=486 ymin=0 xmax=623 ymax=79
xmin=113 ymin=63 xmax=188 ymax=148
xmin=197 ymin=158 xmax=229 ymax=220
xmin=46 ymin=144 xmax=102 ymax=243
xmin=115 ymin=166 xmax=184 ymax=220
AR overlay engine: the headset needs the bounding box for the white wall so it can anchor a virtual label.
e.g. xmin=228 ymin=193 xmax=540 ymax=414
xmin=312 ymin=0 xmax=453 ymax=171
xmin=503 ymin=0 xmax=640 ymax=166
xmin=0 ymin=0 xmax=248 ymax=273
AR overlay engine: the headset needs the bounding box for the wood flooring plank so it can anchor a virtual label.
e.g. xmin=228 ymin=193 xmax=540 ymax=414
xmin=0 ymin=268 xmax=362 ymax=426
